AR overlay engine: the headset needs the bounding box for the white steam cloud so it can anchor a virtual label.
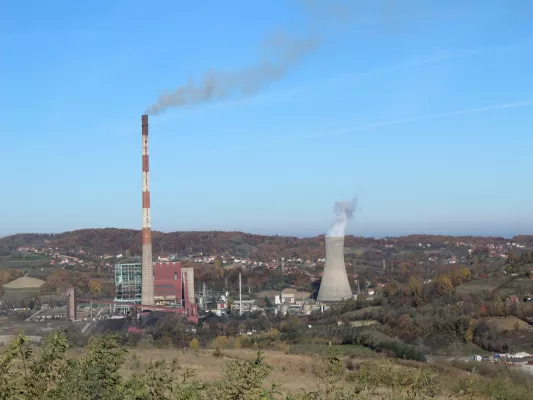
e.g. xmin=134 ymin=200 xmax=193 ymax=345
xmin=327 ymin=199 xmax=356 ymax=238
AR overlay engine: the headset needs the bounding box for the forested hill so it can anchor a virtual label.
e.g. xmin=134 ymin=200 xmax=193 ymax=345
xmin=0 ymin=228 xmax=526 ymax=260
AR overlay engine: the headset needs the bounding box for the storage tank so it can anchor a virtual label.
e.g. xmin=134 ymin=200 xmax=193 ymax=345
xmin=280 ymin=304 xmax=290 ymax=315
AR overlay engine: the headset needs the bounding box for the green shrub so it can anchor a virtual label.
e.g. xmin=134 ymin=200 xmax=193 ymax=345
xmin=2 ymin=330 xmax=533 ymax=400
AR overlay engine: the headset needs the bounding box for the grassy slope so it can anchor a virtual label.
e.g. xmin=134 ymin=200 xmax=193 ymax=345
xmin=455 ymin=276 xmax=533 ymax=298
xmin=455 ymin=277 xmax=510 ymax=295
xmin=119 ymin=346 xmax=532 ymax=399
xmin=0 ymin=254 xmax=52 ymax=268
xmin=122 ymin=348 xmax=323 ymax=394
xmin=494 ymin=279 xmax=533 ymax=297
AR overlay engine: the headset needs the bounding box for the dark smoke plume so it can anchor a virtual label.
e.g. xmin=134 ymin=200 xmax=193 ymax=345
xmin=145 ymin=1 xmax=531 ymax=115
xmin=144 ymin=0 xmax=402 ymax=115
xmin=145 ymin=33 xmax=319 ymax=115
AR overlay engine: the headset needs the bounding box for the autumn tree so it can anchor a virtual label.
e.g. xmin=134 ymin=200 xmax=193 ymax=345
xmin=459 ymin=267 xmax=471 ymax=281
xmin=212 ymin=351 xmax=278 ymax=400
xmin=279 ymin=316 xmax=302 ymax=333
xmin=434 ymin=275 xmax=453 ymax=295
xmin=226 ymin=298 xmax=234 ymax=313
xmin=383 ymin=282 xmax=399 ymax=298
xmin=464 ymin=320 xmax=475 ymax=342
xmin=493 ymin=298 xmax=505 ymax=317
xmin=355 ymin=293 xmax=368 ymax=309
xmin=214 ymin=258 xmax=224 ymax=279
xmin=398 ymin=314 xmax=411 ymax=330
xmin=408 ymin=276 xmax=422 ymax=298
xmin=189 ymin=337 xmax=199 ymax=356
xmin=88 ymin=279 xmax=102 ymax=295
xmin=0 ymin=268 xmax=22 ymax=284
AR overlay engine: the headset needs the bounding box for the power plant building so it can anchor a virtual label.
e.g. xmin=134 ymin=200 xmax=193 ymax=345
xmin=153 ymin=262 xmax=194 ymax=306
xmin=153 ymin=262 xmax=182 ymax=306
xmin=114 ymin=261 xmax=195 ymax=312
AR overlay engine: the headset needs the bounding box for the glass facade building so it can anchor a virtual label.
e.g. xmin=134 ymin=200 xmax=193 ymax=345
xmin=114 ymin=263 xmax=142 ymax=313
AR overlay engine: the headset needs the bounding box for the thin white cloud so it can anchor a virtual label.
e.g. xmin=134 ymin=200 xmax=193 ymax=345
xmin=0 ymin=29 xmax=99 ymax=42
xmin=319 ymin=39 xmax=530 ymax=89
xmin=399 ymin=49 xmax=481 ymax=68
xmin=210 ymin=100 xmax=533 ymax=153
xmin=154 ymin=38 xmax=529 ymax=126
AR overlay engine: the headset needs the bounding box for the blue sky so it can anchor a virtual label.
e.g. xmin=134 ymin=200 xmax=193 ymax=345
xmin=1 ymin=0 xmax=532 ymax=238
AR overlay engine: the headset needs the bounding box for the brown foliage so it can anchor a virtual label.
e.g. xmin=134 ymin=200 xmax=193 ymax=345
xmin=0 ymin=268 xmax=23 ymax=284
xmin=434 ymin=275 xmax=453 ymax=295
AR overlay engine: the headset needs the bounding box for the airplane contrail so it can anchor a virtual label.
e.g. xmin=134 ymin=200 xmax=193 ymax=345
xmin=211 ymin=99 xmax=533 ymax=153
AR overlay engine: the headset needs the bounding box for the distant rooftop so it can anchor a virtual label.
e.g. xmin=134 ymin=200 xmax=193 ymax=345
xmin=115 ymin=257 xmax=142 ymax=265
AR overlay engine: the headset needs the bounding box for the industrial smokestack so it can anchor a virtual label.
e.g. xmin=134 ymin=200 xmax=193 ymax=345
xmin=66 ymin=287 xmax=76 ymax=322
xmin=239 ymin=272 xmax=242 ymax=317
xmin=141 ymin=115 xmax=154 ymax=306
xmin=317 ymin=200 xmax=355 ymax=302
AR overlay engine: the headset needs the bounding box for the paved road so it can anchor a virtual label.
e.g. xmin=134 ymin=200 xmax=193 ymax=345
xmin=25 ymin=308 xmax=45 ymax=321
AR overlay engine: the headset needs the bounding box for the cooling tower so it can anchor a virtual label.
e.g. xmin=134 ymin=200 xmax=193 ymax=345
xmin=317 ymin=236 xmax=353 ymax=302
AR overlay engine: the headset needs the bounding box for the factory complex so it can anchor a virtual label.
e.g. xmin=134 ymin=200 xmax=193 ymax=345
xmin=3 ymin=113 xmax=355 ymax=333
xmin=127 ymin=114 xmax=352 ymax=319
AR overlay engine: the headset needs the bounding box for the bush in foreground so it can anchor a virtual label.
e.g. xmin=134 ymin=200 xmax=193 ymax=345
xmin=1 ymin=331 xmax=533 ymax=399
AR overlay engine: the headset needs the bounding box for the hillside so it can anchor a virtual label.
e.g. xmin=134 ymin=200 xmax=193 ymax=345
xmin=3 ymin=331 xmax=533 ymax=400
xmin=0 ymin=228 xmax=524 ymax=260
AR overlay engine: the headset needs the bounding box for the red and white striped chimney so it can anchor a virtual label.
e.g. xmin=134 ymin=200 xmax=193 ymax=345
xmin=141 ymin=115 xmax=154 ymax=305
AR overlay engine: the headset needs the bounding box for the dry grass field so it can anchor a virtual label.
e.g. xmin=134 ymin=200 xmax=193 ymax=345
xmin=455 ymin=277 xmax=510 ymax=295
xmin=122 ymin=348 xmax=456 ymax=398
xmin=4 ymin=337 xmax=532 ymax=399
xmin=455 ymin=276 xmax=533 ymax=297
xmin=123 ymin=348 xmax=323 ymax=394
xmin=117 ymin=346 xmax=533 ymax=399
xmin=485 ymin=316 xmax=532 ymax=331
xmin=494 ymin=278 xmax=533 ymax=297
